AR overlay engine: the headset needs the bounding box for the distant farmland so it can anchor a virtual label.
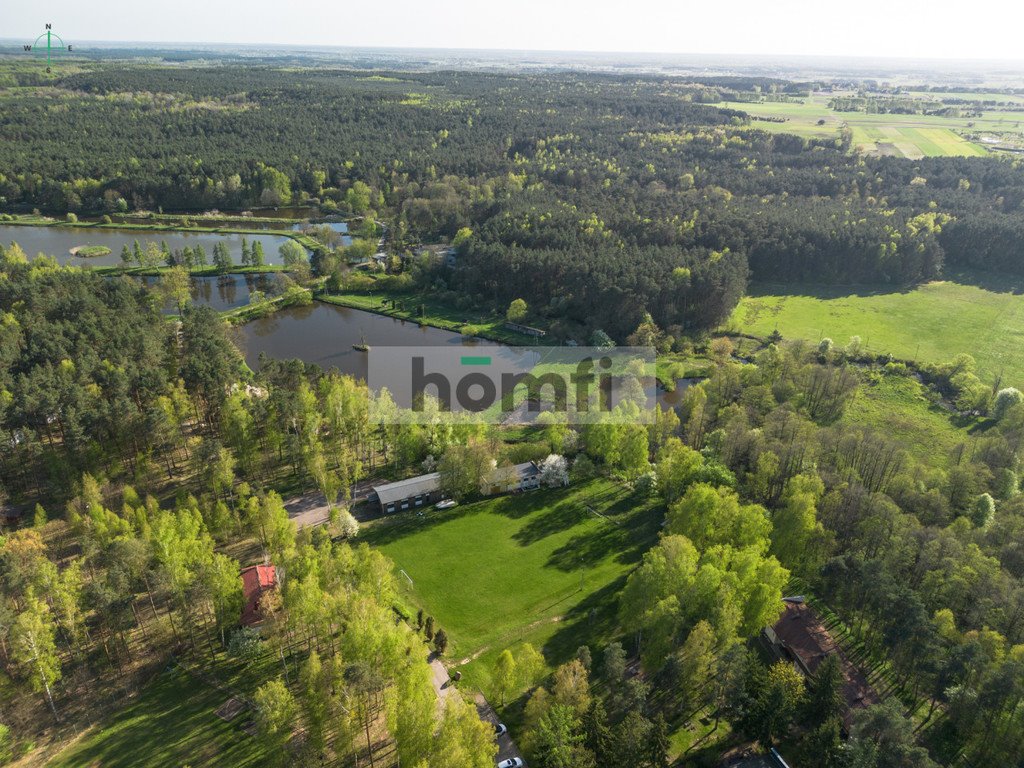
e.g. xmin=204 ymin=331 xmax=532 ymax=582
xmin=725 ymin=92 xmax=1023 ymax=158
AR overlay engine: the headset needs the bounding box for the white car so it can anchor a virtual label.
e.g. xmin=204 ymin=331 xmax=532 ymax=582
xmin=497 ymin=759 xmax=523 ymax=768
xmin=494 ymin=722 xmax=508 ymax=737
xmin=435 ymin=499 xmax=458 ymax=509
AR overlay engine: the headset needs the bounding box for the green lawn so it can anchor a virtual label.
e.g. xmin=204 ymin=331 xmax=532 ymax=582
xmin=49 ymin=665 xmax=267 ymax=768
xmin=362 ymin=479 xmax=663 ymax=696
xmin=727 ymin=280 xmax=1024 ymax=388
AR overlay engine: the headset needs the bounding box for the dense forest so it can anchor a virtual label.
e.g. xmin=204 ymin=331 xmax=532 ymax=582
xmin=1 ymin=66 xmax=1024 ymax=336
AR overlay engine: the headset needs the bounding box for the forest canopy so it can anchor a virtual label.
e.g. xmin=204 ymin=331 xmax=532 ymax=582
xmin=2 ymin=66 xmax=1024 ymax=335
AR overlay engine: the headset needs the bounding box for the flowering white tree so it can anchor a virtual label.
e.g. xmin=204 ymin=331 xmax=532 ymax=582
xmin=539 ymin=454 xmax=570 ymax=488
xmin=332 ymin=506 xmax=360 ymax=538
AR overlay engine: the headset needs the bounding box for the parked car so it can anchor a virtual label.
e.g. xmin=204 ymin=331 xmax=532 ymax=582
xmin=497 ymin=759 xmax=523 ymax=768
xmin=435 ymin=499 xmax=457 ymax=509
xmin=494 ymin=722 xmax=508 ymax=737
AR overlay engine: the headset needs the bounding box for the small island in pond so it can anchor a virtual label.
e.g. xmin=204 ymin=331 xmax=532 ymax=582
xmin=69 ymin=245 xmax=112 ymax=258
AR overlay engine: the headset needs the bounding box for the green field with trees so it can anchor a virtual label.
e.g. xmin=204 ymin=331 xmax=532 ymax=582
xmin=720 ymin=91 xmax=1018 ymax=157
xmin=365 ymin=480 xmax=662 ymax=685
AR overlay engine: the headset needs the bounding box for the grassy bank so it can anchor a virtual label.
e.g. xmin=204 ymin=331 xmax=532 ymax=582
xmin=0 ymin=213 xmax=309 ymax=242
xmin=317 ymin=287 xmax=545 ymax=345
xmin=95 ymin=264 xmax=289 ymax=277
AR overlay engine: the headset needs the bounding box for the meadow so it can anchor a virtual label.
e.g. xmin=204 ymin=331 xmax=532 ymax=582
xmin=840 ymin=375 xmax=980 ymax=467
xmin=723 ymin=92 xmax=1022 ymax=158
xmin=727 ymin=279 xmax=1024 ymax=388
xmin=48 ymin=666 xmax=267 ymax=768
xmin=362 ymin=479 xmax=663 ymax=696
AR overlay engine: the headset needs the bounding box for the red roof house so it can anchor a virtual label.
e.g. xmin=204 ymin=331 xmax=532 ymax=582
xmin=240 ymin=565 xmax=277 ymax=627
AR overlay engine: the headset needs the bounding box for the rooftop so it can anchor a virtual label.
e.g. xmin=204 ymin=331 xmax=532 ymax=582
xmin=768 ymin=602 xmax=880 ymax=726
xmin=372 ymin=472 xmax=441 ymax=505
xmin=515 ymin=461 xmax=540 ymax=479
xmin=240 ymin=564 xmax=277 ymax=626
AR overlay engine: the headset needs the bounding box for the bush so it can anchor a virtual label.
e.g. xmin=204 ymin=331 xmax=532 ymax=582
xmin=434 ymin=628 xmax=449 ymax=655
xmin=634 ymin=471 xmax=657 ymax=496
xmin=333 ymin=507 xmax=360 ymax=538
xmin=993 ymin=387 xmax=1024 ymax=420
xmin=570 ymin=454 xmax=597 ymax=482
xmin=970 ymin=493 xmax=996 ymax=528
xmin=228 ymin=627 xmax=265 ymax=664
xmin=506 ymin=298 xmax=528 ymax=322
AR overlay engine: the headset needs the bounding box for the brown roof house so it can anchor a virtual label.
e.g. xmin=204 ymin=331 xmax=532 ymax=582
xmin=764 ymin=597 xmax=880 ymax=729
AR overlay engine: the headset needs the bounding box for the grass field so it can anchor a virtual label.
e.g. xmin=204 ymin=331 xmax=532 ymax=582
xmin=49 ymin=666 xmax=266 ymax=768
xmin=727 ymin=279 xmax=1024 ymax=388
xmin=841 ymin=375 xmax=979 ymax=466
xmin=723 ymin=92 xmax=1021 ymax=157
xmin=362 ymin=479 xmax=663 ymax=696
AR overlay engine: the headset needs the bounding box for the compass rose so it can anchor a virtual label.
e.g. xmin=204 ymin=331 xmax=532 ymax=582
xmin=24 ymin=24 xmax=72 ymax=72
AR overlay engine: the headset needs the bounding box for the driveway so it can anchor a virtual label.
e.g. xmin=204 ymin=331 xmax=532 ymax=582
xmin=475 ymin=692 xmax=526 ymax=766
xmin=426 ymin=655 xmax=526 ymax=764
xmin=282 ymin=479 xmax=381 ymax=529
xmin=429 ymin=656 xmax=456 ymax=710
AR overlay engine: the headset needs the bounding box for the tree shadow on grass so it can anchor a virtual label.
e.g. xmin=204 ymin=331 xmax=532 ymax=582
xmin=748 ymin=269 xmax=1024 ymax=302
xmin=512 ymin=498 xmax=591 ymax=547
xmin=359 ymin=505 xmax=475 ymax=547
xmin=55 ymin=667 xmax=263 ymax=768
xmin=541 ymin=577 xmax=629 ymax=665
xmin=544 ymin=497 xmax=663 ymax=572
xmin=507 ymin=484 xmax=631 ymax=547
xmin=943 ymin=268 xmax=1024 ymax=295
xmin=745 ymin=281 xmax=922 ymax=300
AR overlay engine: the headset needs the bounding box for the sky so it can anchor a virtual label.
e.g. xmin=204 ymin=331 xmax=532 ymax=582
xmin=2 ymin=0 xmax=1021 ymax=61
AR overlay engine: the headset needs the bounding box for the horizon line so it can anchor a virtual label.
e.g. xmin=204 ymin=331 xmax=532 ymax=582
xmin=2 ymin=38 xmax=1024 ymax=67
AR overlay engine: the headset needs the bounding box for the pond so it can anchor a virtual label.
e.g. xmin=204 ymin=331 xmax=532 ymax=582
xmin=292 ymin=220 xmax=348 ymax=233
xmin=141 ymin=273 xmax=284 ymax=313
xmin=234 ymin=302 xmax=475 ymax=378
xmin=658 ymin=377 xmax=704 ymax=408
xmin=0 ymin=224 xmax=297 ymax=267
xmin=236 ymin=303 xmax=696 ymax=411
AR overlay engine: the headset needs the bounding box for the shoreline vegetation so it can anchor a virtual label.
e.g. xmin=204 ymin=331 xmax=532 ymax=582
xmin=315 ymin=288 xmax=544 ymax=346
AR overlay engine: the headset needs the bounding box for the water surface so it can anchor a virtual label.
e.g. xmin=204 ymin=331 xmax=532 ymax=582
xmin=234 ymin=303 xmax=474 ymax=377
xmin=0 ymin=224 xmax=296 ymax=267
xmin=142 ymin=273 xmax=284 ymax=313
